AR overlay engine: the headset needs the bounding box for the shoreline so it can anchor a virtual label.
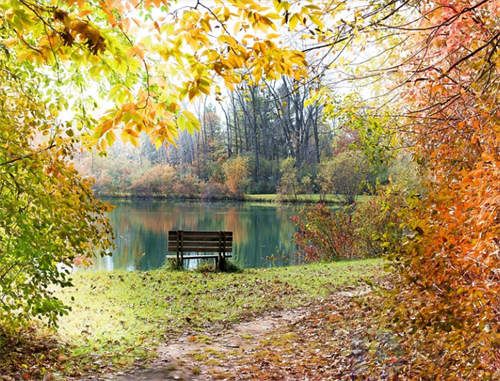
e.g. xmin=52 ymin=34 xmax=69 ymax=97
xmin=96 ymin=192 xmax=351 ymax=205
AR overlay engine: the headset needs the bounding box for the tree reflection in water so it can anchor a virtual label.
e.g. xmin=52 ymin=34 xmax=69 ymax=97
xmin=87 ymin=200 xmax=301 ymax=271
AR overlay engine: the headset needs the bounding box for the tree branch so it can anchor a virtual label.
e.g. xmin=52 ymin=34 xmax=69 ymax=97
xmin=0 ymin=143 xmax=56 ymax=166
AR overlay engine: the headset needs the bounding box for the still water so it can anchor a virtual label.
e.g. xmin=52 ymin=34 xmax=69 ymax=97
xmin=90 ymin=200 xmax=303 ymax=271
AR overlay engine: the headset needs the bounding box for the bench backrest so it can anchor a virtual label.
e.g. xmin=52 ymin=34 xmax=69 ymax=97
xmin=167 ymin=231 xmax=233 ymax=253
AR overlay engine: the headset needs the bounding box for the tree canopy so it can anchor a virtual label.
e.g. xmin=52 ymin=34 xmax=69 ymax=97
xmin=0 ymin=0 xmax=498 ymax=378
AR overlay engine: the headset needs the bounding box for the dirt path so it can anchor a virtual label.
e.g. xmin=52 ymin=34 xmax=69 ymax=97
xmin=111 ymin=306 xmax=312 ymax=380
xmin=100 ymin=286 xmax=373 ymax=381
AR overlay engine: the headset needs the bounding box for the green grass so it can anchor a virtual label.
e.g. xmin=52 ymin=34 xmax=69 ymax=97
xmin=98 ymin=192 xmax=371 ymax=205
xmin=56 ymin=258 xmax=382 ymax=371
xmin=244 ymin=194 xmax=371 ymax=203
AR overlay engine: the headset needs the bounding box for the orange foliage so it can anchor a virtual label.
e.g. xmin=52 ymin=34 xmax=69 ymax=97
xmin=394 ymin=0 xmax=499 ymax=377
xmin=129 ymin=165 xmax=176 ymax=194
xmin=223 ymin=156 xmax=250 ymax=195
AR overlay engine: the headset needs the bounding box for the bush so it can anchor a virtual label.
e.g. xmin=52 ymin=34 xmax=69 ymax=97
xmin=129 ymin=164 xmax=176 ymax=194
xmin=300 ymin=174 xmax=313 ymax=194
xmin=170 ymin=173 xmax=202 ymax=198
xmin=93 ymin=173 xmax=114 ymax=194
xmin=387 ymin=152 xmax=423 ymax=194
xmin=292 ymin=189 xmax=408 ymax=260
xmin=165 ymin=257 xmax=183 ymax=271
xmin=88 ymin=153 xmax=142 ymax=194
xmin=319 ymin=151 xmax=369 ymax=204
xmin=352 ymin=190 xmax=407 ymax=257
xmin=248 ymin=180 xmax=275 ymax=194
xmin=219 ymin=260 xmax=242 ymax=273
xmin=292 ymin=204 xmax=360 ymax=261
xmin=201 ymin=181 xmax=229 ymax=200
xmin=0 ymin=98 xmax=112 ymax=327
xmin=194 ymin=259 xmax=242 ymax=273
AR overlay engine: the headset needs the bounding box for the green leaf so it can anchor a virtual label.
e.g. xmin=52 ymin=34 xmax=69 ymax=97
xmin=177 ymin=110 xmax=200 ymax=134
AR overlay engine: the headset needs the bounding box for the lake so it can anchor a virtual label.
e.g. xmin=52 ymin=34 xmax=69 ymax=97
xmin=89 ymin=200 xmax=303 ymax=271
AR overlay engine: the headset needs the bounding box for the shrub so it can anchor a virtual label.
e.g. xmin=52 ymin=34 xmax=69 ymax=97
xmin=93 ymin=173 xmax=114 ymax=194
xmin=352 ymin=154 xmax=422 ymax=257
xmin=291 ymin=204 xmax=360 ymax=261
xmin=292 ymin=187 xmax=408 ymax=260
xmin=352 ymin=190 xmax=407 ymax=257
xmin=129 ymin=164 xmax=176 ymax=194
xmin=248 ymin=180 xmax=275 ymax=194
xmin=165 ymin=257 xmax=183 ymax=271
xmin=387 ymin=152 xmax=423 ymax=195
xmin=0 ymin=95 xmax=112 ymax=327
xmin=171 ymin=173 xmax=202 ymax=198
xmin=219 ymin=259 xmax=242 ymax=273
xmin=89 ymin=154 xmax=140 ymax=194
xmin=195 ymin=259 xmax=242 ymax=273
xmin=300 ymin=175 xmax=313 ymax=194
xmin=201 ymin=181 xmax=229 ymax=200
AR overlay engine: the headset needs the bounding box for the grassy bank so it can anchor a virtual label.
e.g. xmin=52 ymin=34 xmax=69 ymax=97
xmin=243 ymin=194 xmax=371 ymax=203
xmin=95 ymin=192 xmax=370 ymax=204
xmin=56 ymin=258 xmax=382 ymax=374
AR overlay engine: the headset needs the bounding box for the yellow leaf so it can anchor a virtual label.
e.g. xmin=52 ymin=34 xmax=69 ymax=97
xmin=289 ymin=14 xmax=300 ymax=30
xmin=177 ymin=110 xmax=200 ymax=134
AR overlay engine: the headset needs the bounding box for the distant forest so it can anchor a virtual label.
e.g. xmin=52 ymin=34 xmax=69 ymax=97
xmin=78 ymin=77 xmax=409 ymax=200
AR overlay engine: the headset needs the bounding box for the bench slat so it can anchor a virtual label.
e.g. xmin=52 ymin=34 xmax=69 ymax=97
xmin=168 ymin=237 xmax=232 ymax=242
xmin=168 ymin=240 xmax=233 ymax=246
xmin=167 ymin=236 xmax=233 ymax=242
xmin=168 ymin=231 xmax=233 ymax=252
xmin=167 ymin=246 xmax=232 ymax=253
xmin=166 ymin=254 xmax=232 ymax=260
xmin=167 ymin=243 xmax=233 ymax=249
xmin=168 ymin=231 xmax=232 ymax=237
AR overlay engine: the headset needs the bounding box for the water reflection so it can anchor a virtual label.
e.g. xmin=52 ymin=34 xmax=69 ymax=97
xmin=89 ymin=200 xmax=301 ymax=271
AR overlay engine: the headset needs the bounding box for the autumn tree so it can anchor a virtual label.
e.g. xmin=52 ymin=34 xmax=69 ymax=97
xmin=223 ymin=156 xmax=249 ymax=196
xmin=302 ymin=0 xmax=499 ymax=376
xmin=0 ymin=70 xmax=112 ymax=326
xmin=390 ymin=1 xmax=499 ymax=376
xmin=318 ymin=151 xmax=369 ymax=204
xmin=277 ymin=157 xmax=299 ymax=199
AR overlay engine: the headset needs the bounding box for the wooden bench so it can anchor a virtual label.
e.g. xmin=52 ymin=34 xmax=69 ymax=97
xmin=167 ymin=230 xmax=233 ymax=270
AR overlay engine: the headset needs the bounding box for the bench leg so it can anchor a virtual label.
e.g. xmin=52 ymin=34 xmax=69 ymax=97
xmin=174 ymin=251 xmax=182 ymax=270
xmin=216 ymin=253 xmax=226 ymax=271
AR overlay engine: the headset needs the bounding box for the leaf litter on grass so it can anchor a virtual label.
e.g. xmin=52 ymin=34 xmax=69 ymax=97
xmin=110 ymin=279 xmax=404 ymax=380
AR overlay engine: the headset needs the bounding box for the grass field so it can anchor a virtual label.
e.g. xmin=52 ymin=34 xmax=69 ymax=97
xmin=56 ymin=258 xmax=382 ymax=373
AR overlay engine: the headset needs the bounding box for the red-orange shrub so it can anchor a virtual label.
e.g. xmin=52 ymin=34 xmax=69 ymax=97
xmin=170 ymin=174 xmax=202 ymax=198
xmin=201 ymin=181 xmax=229 ymax=200
xmin=292 ymin=204 xmax=361 ymax=261
xmin=129 ymin=165 xmax=176 ymax=194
